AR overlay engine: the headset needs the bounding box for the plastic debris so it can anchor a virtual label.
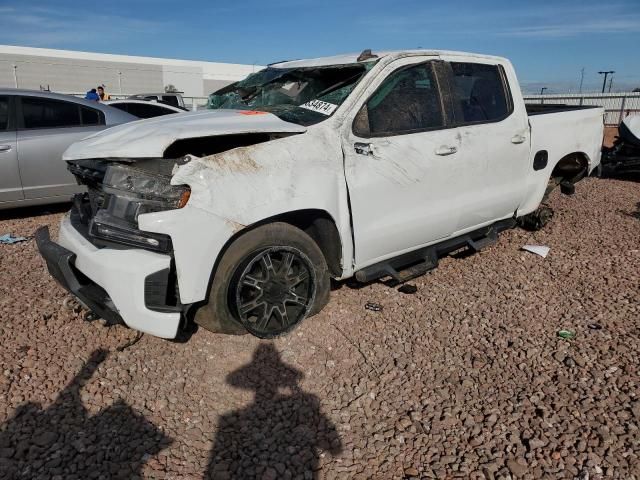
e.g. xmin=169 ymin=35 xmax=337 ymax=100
xmin=365 ymin=302 xmax=383 ymax=312
xmin=557 ymin=329 xmax=576 ymax=339
xmin=398 ymin=284 xmax=418 ymax=294
xmin=0 ymin=233 xmax=28 ymax=244
xmin=522 ymin=244 xmax=550 ymax=258
xmin=587 ymin=323 xmax=603 ymax=330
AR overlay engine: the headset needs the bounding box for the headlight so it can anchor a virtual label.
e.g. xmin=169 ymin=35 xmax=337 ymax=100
xmin=103 ymin=164 xmax=190 ymax=207
xmin=89 ymin=211 xmax=173 ymax=252
xmin=88 ymin=164 xmax=190 ymax=252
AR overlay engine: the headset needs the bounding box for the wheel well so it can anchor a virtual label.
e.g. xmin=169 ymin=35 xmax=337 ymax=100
xmin=256 ymin=209 xmax=343 ymax=277
xmin=544 ymin=152 xmax=590 ymax=200
xmin=551 ymin=152 xmax=589 ymax=183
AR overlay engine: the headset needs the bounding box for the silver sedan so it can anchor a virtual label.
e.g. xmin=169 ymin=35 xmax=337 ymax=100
xmin=0 ymin=89 xmax=136 ymax=209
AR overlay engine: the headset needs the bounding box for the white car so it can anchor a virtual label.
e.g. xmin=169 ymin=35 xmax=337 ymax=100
xmin=36 ymin=50 xmax=604 ymax=340
xmin=102 ymin=99 xmax=187 ymax=119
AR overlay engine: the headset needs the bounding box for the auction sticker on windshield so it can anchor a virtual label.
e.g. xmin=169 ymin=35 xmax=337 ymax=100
xmin=299 ymin=99 xmax=338 ymax=116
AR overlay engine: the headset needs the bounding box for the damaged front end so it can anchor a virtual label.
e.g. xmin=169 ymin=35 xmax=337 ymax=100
xmin=68 ymin=158 xmax=190 ymax=252
xmin=601 ymin=116 xmax=640 ymax=176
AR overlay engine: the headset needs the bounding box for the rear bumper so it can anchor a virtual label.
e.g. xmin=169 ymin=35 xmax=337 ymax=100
xmin=36 ymin=216 xmax=182 ymax=338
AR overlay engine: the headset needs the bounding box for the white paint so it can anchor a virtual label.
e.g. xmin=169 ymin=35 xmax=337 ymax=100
xmin=62 ymin=109 xmax=306 ymax=160
xmin=622 ymin=115 xmax=640 ymax=139
xmin=519 ymin=106 xmax=604 ymax=216
xmin=58 ymin=50 xmax=604 ymax=339
xmin=57 ymin=215 xmax=181 ymax=338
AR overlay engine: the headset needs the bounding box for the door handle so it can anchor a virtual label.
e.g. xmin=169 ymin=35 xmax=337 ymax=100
xmin=511 ymin=134 xmax=526 ymax=144
xmin=435 ymin=145 xmax=457 ymax=156
xmin=354 ymin=142 xmax=373 ymax=156
xmin=0 ymin=145 xmax=12 ymax=153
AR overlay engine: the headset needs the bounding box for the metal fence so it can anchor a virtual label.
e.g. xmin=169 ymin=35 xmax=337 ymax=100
xmin=523 ymin=92 xmax=640 ymax=126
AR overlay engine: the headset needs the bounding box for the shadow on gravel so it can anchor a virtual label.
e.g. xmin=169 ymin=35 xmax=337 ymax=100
xmin=0 ymin=349 xmax=172 ymax=479
xmin=206 ymin=344 xmax=342 ymax=479
xmin=0 ymin=202 xmax=70 ymax=221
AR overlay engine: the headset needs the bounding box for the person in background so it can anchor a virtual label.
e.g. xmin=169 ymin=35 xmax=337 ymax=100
xmin=85 ymin=88 xmax=100 ymax=101
xmin=97 ymin=85 xmax=110 ymax=101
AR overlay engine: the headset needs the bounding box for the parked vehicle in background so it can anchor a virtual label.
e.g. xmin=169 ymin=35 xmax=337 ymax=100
xmin=0 ymin=89 xmax=136 ymax=209
xmin=127 ymin=93 xmax=185 ymax=109
xmin=37 ymin=50 xmax=603 ymax=341
xmin=104 ymin=99 xmax=187 ymax=119
xmin=601 ymin=115 xmax=640 ymax=175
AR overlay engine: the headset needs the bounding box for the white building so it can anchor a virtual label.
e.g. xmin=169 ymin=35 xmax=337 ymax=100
xmin=0 ymin=45 xmax=260 ymax=97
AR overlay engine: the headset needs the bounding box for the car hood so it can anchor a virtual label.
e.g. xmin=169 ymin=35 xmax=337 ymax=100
xmin=63 ymin=109 xmax=307 ymax=160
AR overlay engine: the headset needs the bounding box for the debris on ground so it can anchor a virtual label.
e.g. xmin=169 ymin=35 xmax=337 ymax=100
xmin=587 ymin=323 xmax=603 ymax=330
xmin=0 ymin=233 xmax=28 ymax=244
xmin=557 ymin=329 xmax=576 ymax=339
xmin=397 ymin=284 xmax=418 ymax=294
xmin=522 ymin=244 xmax=551 ymax=258
xmin=364 ymin=301 xmax=383 ymax=312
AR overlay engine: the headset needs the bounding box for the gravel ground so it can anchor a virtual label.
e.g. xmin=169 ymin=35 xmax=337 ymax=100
xmin=0 ymin=177 xmax=639 ymax=480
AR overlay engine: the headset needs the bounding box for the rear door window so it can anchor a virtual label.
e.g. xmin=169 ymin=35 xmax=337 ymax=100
xmin=450 ymin=62 xmax=512 ymax=124
xmin=0 ymin=97 xmax=9 ymax=130
xmin=21 ymin=97 xmax=81 ymax=129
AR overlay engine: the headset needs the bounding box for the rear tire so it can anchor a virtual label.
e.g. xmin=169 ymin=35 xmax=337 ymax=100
xmin=517 ymin=205 xmax=554 ymax=231
xmin=195 ymin=222 xmax=330 ymax=338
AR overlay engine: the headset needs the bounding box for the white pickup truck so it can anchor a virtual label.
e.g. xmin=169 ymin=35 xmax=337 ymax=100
xmin=36 ymin=50 xmax=604 ymax=340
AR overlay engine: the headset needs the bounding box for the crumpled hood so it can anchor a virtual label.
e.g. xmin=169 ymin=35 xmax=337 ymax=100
xmin=63 ymin=109 xmax=307 ymax=161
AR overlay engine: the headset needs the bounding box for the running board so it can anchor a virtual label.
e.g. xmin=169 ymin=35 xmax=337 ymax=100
xmin=354 ymin=219 xmax=515 ymax=285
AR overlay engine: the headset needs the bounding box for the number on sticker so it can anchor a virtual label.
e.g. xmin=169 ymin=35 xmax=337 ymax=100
xmin=299 ymin=100 xmax=338 ymax=116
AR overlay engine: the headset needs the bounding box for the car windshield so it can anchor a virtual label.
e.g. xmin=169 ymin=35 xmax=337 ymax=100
xmin=208 ymin=63 xmax=371 ymax=126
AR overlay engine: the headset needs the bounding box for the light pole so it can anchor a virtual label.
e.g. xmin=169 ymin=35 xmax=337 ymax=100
xmin=540 ymin=87 xmax=547 ymax=95
xmin=12 ymin=65 xmax=18 ymax=88
xmin=598 ymin=71 xmax=614 ymax=93
xmin=579 ymin=67 xmax=584 ymax=94
xmin=118 ymin=71 xmax=122 ymax=94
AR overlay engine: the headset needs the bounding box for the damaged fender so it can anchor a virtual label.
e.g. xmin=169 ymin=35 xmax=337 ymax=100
xmin=138 ymin=129 xmax=354 ymax=306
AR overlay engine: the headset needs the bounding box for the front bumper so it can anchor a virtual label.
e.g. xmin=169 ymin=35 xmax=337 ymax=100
xmin=36 ymin=216 xmax=182 ymax=338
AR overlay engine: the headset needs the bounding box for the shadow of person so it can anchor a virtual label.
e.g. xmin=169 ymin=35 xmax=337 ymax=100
xmin=0 ymin=349 xmax=172 ymax=479
xmin=207 ymin=344 xmax=342 ymax=480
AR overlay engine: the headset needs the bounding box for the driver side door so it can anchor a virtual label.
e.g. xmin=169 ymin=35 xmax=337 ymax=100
xmin=342 ymin=58 xmax=464 ymax=268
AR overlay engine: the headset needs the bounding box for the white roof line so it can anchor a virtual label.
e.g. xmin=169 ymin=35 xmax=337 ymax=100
xmin=0 ymin=44 xmax=260 ymax=71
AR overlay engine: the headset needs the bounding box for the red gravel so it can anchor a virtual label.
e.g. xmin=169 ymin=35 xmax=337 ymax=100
xmin=0 ymin=177 xmax=639 ymax=479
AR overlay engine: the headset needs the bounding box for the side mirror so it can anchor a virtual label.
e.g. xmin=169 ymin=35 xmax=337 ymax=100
xmin=352 ymin=104 xmax=370 ymax=137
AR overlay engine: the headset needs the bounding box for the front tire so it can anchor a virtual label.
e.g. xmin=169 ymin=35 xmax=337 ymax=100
xmin=195 ymin=222 xmax=330 ymax=338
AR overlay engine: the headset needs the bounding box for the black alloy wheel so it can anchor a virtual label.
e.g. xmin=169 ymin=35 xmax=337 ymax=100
xmin=233 ymin=246 xmax=316 ymax=338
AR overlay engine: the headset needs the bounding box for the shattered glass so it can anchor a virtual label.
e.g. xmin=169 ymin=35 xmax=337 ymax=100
xmin=208 ymin=63 xmax=373 ymax=126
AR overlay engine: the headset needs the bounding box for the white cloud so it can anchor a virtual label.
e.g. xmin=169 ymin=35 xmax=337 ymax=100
xmin=0 ymin=5 xmax=170 ymax=48
xmin=357 ymin=2 xmax=640 ymax=38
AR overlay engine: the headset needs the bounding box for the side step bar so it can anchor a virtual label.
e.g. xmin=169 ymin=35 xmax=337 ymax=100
xmin=354 ymin=218 xmax=515 ymax=285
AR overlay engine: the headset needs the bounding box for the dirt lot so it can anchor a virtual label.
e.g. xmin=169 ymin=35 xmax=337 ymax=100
xmin=0 ymin=177 xmax=639 ymax=480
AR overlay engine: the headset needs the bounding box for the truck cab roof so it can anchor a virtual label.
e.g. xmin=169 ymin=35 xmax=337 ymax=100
xmin=269 ymin=50 xmax=509 ymax=69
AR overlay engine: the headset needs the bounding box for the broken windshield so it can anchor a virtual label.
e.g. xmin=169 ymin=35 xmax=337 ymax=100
xmin=208 ymin=63 xmax=370 ymax=126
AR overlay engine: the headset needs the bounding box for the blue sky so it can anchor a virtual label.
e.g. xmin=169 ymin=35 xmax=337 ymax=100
xmin=1 ymin=0 xmax=639 ymax=93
